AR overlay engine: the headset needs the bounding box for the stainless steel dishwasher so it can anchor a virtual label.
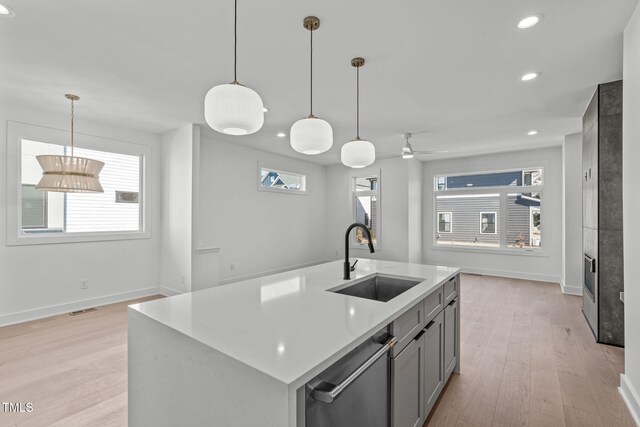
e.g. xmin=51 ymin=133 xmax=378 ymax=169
xmin=305 ymin=328 xmax=397 ymax=427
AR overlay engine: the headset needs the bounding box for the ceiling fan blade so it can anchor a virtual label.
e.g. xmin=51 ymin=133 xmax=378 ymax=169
xmin=413 ymin=150 xmax=448 ymax=154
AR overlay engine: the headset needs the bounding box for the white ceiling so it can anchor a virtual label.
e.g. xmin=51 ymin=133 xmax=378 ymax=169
xmin=0 ymin=0 xmax=637 ymax=164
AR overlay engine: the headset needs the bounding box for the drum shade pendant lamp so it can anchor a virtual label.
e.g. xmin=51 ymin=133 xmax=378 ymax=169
xmin=204 ymin=0 xmax=264 ymax=135
xmin=290 ymin=16 xmax=333 ymax=155
xmin=35 ymin=94 xmax=104 ymax=193
xmin=341 ymin=58 xmax=375 ymax=168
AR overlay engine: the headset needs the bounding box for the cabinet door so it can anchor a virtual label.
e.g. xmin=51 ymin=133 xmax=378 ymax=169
xmin=423 ymin=310 xmax=444 ymax=417
xmin=391 ymin=335 xmax=424 ymax=427
xmin=444 ymin=299 xmax=458 ymax=382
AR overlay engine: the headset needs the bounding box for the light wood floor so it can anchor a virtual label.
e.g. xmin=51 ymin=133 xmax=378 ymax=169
xmin=0 ymin=276 xmax=634 ymax=426
xmin=427 ymin=274 xmax=635 ymax=427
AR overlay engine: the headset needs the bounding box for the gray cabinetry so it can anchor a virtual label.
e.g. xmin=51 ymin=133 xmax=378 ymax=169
xmin=443 ymin=300 xmax=459 ymax=381
xmin=423 ymin=310 xmax=444 ymax=416
xmin=390 ymin=300 xmax=425 ymax=357
xmin=391 ymin=335 xmax=424 ymax=427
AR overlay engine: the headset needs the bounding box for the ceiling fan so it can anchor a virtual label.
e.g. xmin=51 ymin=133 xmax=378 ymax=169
xmin=401 ymin=133 xmax=447 ymax=159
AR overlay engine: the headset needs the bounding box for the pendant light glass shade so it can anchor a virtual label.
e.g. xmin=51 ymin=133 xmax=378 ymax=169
xmin=291 ymin=116 xmax=333 ymax=154
xmin=290 ymin=16 xmax=333 ymax=154
xmin=35 ymin=94 xmax=105 ymax=193
xmin=341 ymin=57 xmax=375 ymax=168
xmin=204 ymin=0 xmax=264 ymax=136
xmin=205 ymin=83 xmax=264 ymax=135
xmin=341 ymin=138 xmax=376 ymax=168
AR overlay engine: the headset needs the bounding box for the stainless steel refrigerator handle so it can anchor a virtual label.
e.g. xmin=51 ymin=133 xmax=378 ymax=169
xmin=311 ymin=335 xmax=398 ymax=404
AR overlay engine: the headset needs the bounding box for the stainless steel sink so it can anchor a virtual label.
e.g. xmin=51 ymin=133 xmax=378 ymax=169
xmin=331 ymin=275 xmax=422 ymax=302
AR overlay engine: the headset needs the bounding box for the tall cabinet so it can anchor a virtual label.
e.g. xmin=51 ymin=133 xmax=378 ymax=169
xmin=582 ymin=80 xmax=624 ymax=346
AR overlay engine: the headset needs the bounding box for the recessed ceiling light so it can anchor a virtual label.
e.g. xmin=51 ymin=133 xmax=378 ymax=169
xmin=277 ymin=132 xmax=286 ymax=138
xmin=518 ymin=15 xmax=542 ymax=29
xmin=263 ymin=107 xmax=269 ymax=113
xmin=0 ymin=3 xmax=15 ymax=17
xmin=528 ymin=130 xmax=538 ymax=136
xmin=521 ymin=72 xmax=539 ymax=81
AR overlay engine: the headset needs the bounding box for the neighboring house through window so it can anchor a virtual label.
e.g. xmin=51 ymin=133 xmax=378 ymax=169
xmin=438 ymin=212 xmax=452 ymax=233
xmin=353 ymin=175 xmax=379 ymax=246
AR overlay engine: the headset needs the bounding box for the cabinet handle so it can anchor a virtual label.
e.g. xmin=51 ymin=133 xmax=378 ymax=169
xmin=448 ymin=299 xmax=457 ymax=307
xmin=414 ymin=329 xmax=426 ymax=341
xmin=425 ymin=320 xmax=435 ymax=330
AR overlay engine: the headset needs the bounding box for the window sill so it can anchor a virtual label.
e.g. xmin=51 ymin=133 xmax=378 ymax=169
xmin=430 ymin=244 xmax=548 ymax=257
xmin=7 ymin=230 xmax=150 ymax=246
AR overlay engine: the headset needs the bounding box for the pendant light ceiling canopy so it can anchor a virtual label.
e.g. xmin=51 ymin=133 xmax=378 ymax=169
xmin=290 ymin=16 xmax=333 ymax=155
xmin=35 ymin=94 xmax=105 ymax=193
xmin=341 ymin=58 xmax=375 ymax=168
xmin=204 ymin=0 xmax=264 ymax=136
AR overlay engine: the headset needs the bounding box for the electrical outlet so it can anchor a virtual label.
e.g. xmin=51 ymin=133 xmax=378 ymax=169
xmin=80 ymin=280 xmax=89 ymax=290
xmin=180 ymin=275 xmax=185 ymax=285
xmin=230 ymin=263 xmax=236 ymax=271
xmin=335 ymin=250 xmax=339 ymax=258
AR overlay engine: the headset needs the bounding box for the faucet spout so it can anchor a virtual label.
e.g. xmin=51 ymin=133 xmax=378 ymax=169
xmin=344 ymin=223 xmax=375 ymax=280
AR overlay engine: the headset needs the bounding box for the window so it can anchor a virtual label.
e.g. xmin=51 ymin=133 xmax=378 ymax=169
xmin=353 ymin=175 xmax=379 ymax=246
xmin=438 ymin=212 xmax=452 ymax=233
xmin=480 ymin=212 xmax=496 ymax=234
xmin=434 ymin=168 xmax=542 ymax=251
xmin=260 ymin=167 xmax=306 ymax=193
xmin=7 ymin=121 xmax=151 ymax=245
xmin=20 ymin=140 xmax=142 ymax=234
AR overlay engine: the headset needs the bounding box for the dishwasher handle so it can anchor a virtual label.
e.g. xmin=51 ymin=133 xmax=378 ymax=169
xmin=310 ymin=335 xmax=398 ymax=404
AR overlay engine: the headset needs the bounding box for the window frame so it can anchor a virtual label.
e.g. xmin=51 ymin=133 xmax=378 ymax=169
xmin=351 ymin=172 xmax=381 ymax=249
xmin=257 ymin=164 xmax=307 ymax=195
xmin=479 ymin=212 xmax=497 ymax=234
xmin=431 ymin=166 xmax=546 ymax=256
xmin=6 ymin=121 xmax=152 ymax=246
xmin=437 ymin=211 xmax=452 ymax=233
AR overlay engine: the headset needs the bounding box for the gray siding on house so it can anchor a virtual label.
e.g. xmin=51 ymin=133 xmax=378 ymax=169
xmin=436 ymin=195 xmax=540 ymax=246
xmin=436 ymin=196 xmax=500 ymax=245
xmin=446 ymin=171 xmax=522 ymax=189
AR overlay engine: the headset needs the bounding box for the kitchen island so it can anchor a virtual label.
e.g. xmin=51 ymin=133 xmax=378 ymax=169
xmin=128 ymin=259 xmax=460 ymax=427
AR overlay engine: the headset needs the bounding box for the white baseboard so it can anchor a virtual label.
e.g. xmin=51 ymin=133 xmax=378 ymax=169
xmin=0 ymin=287 xmax=161 ymax=328
xmin=461 ymin=266 xmax=561 ymax=285
xmin=620 ymin=374 xmax=640 ymax=426
xmin=159 ymin=286 xmax=183 ymax=296
xmin=560 ymin=279 xmax=583 ymax=296
xmin=219 ymin=260 xmax=332 ymax=286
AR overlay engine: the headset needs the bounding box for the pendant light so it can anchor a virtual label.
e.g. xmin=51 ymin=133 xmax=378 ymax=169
xmin=341 ymin=58 xmax=375 ymax=168
xmin=35 ymin=94 xmax=105 ymax=193
xmin=290 ymin=16 xmax=333 ymax=155
xmin=204 ymin=0 xmax=264 ymax=136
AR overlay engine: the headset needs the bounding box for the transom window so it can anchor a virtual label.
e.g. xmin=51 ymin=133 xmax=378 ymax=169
xmin=260 ymin=167 xmax=306 ymax=193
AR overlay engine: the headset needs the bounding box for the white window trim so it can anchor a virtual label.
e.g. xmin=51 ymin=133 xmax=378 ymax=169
xmin=431 ymin=165 xmax=546 ymax=255
xmin=437 ymin=212 xmax=452 ymax=233
xmin=6 ymin=121 xmax=152 ymax=246
xmin=479 ymin=212 xmax=497 ymax=234
xmin=257 ymin=163 xmax=307 ymax=195
xmin=351 ymin=171 xmax=381 ymax=249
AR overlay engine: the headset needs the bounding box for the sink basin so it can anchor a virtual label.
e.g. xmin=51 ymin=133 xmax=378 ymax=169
xmin=331 ymin=275 xmax=422 ymax=302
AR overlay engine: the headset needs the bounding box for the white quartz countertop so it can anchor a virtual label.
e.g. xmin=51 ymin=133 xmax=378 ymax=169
xmin=130 ymin=259 xmax=460 ymax=388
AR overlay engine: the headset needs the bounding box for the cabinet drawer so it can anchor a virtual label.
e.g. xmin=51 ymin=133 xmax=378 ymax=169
xmin=423 ymin=287 xmax=443 ymax=324
xmin=443 ymin=276 xmax=458 ymax=304
xmin=390 ymin=301 xmax=424 ymax=357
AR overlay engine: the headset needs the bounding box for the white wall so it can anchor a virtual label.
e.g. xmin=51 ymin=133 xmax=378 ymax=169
xmin=198 ymin=134 xmax=328 ymax=283
xmin=562 ymin=133 xmax=584 ymax=295
xmin=407 ymin=159 xmax=423 ymax=263
xmin=621 ymin=5 xmax=640 ymax=422
xmin=325 ymin=157 xmax=414 ymax=263
xmin=422 ymin=146 xmax=564 ymax=283
xmin=159 ymin=124 xmax=195 ymax=294
xmin=0 ymin=104 xmax=161 ymax=326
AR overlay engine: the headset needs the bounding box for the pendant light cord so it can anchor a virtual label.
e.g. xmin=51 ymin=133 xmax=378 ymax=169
xmin=70 ymin=97 xmax=75 ymax=157
xmin=310 ymin=28 xmax=313 ymax=117
xmin=356 ymin=65 xmax=360 ymax=139
xmin=234 ymin=0 xmax=238 ymax=83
